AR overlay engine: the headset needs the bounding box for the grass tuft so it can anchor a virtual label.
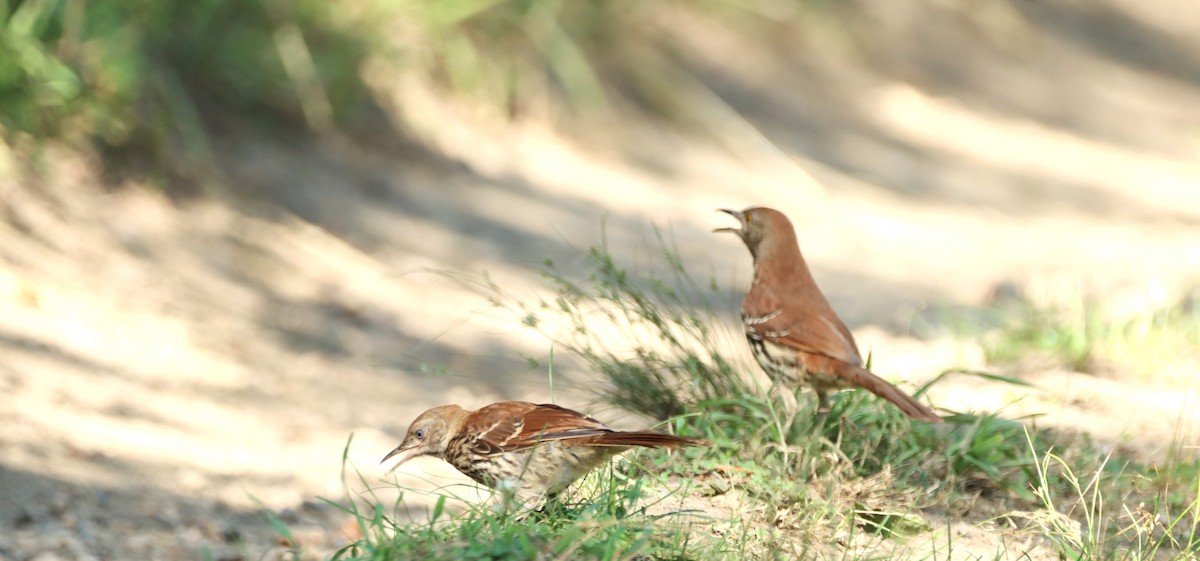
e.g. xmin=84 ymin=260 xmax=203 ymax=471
xmin=1012 ymin=429 xmax=1200 ymax=560
xmin=482 ymin=232 xmax=756 ymax=422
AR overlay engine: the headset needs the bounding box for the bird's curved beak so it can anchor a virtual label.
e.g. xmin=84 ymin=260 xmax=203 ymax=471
xmin=380 ymin=444 xmax=422 ymax=472
xmin=713 ymin=208 xmax=743 ymax=235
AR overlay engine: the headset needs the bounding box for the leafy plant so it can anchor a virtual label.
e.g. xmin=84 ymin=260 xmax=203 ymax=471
xmin=1 ymin=0 xmax=380 ymax=187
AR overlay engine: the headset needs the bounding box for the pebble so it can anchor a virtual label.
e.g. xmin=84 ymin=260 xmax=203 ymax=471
xmin=277 ymin=508 xmax=301 ymax=524
xmin=301 ymin=499 xmax=332 ymax=513
xmin=28 ymin=551 xmax=67 ymax=561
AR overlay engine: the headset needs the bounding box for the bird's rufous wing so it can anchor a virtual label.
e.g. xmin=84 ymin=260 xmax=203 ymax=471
xmin=465 ymin=402 xmax=613 ymax=455
xmin=742 ymin=283 xmax=862 ymax=366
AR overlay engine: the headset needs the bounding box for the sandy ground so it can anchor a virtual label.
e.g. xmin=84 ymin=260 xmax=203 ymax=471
xmin=2 ymin=0 xmax=1199 ymax=559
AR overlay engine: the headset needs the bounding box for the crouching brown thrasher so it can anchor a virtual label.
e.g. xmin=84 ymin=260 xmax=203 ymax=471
xmin=715 ymin=206 xmax=941 ymax=422
xmin=381 ymin=401 xmax=707 ymax=499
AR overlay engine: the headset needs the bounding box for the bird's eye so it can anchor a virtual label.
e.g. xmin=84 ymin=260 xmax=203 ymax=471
xmin=415 ymin=428 xmax=426 ymax=439
xmin=744 ymin=213 xmax=754 ymax=224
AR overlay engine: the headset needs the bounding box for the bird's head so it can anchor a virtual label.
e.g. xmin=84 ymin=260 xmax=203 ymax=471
xmin=714 ymin=206 xmax=794 ymax=261
xmin=381 ymin=404 xmax=467 ymax=470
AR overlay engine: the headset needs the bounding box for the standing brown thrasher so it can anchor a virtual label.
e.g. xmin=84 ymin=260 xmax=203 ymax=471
xmin=381 ymin=401 xmax=707 ymax=499
xmin=715 ymin=206 xmax=941 ymax=422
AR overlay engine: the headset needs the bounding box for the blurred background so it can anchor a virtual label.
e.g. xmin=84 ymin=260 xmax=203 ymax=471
xmin=1 ymin=0 xmax=1198 ymax=558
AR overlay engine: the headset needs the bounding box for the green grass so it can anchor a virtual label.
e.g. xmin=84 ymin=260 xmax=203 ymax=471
xmin=270 ymin=241 xmax=1199 ymax=560
xmin=1017 ymin=438 xmax=1200 ymax=561
xmin=315 ymin=435 xmax=722 ymax=561
xmin=975 ymin=284 xmax=1200 ymax=381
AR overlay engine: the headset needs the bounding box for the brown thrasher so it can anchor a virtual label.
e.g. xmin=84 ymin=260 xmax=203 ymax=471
xmin=381 ymin=401 xmax=706 ymax=499
xmin=715 ymin=206 xmax=941 ymax=422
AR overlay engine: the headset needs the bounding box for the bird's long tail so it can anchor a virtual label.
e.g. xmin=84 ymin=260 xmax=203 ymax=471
xmin=843 ymin=364 xmax=942 ymax=422
xmin=587 ymin=432 xmax=710 ymax=448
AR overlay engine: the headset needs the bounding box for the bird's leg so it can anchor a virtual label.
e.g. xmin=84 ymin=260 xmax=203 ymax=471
xmin=777 ymin=384 xmax=799 ymax=414
xmin=770 ymin=384 xmax=818 ymax=472
xmin=531 ymin=492 xmax=563 ymax=518
xmin=781 ymin=387 xmax=802 ymax=440
xmin=494 ymin=487 xmax=520 ymax=517
xmin=812 ymin=389 xmax=831 ymax=431
xmin=768 ymin=381 xmax=799 ymax=465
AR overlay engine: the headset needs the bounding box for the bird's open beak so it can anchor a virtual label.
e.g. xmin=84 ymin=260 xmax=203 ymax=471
xmin=713 ymin=208 xmax=743 ymax=235
xmin=380 ymin=444 xmax=422 ymax=472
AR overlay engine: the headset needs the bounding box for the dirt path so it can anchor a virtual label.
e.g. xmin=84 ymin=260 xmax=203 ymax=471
xmin=2 ymin=0 xmax=1199 ymax=558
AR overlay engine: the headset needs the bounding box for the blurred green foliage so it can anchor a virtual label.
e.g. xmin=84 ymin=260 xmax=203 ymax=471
xmin=1 ymin=0 xmax=380 ymax=184
xmin=408 ymin=0 xmax=697 ymax=118
xmin=0 ymin=0 xmax=828 ymax=186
